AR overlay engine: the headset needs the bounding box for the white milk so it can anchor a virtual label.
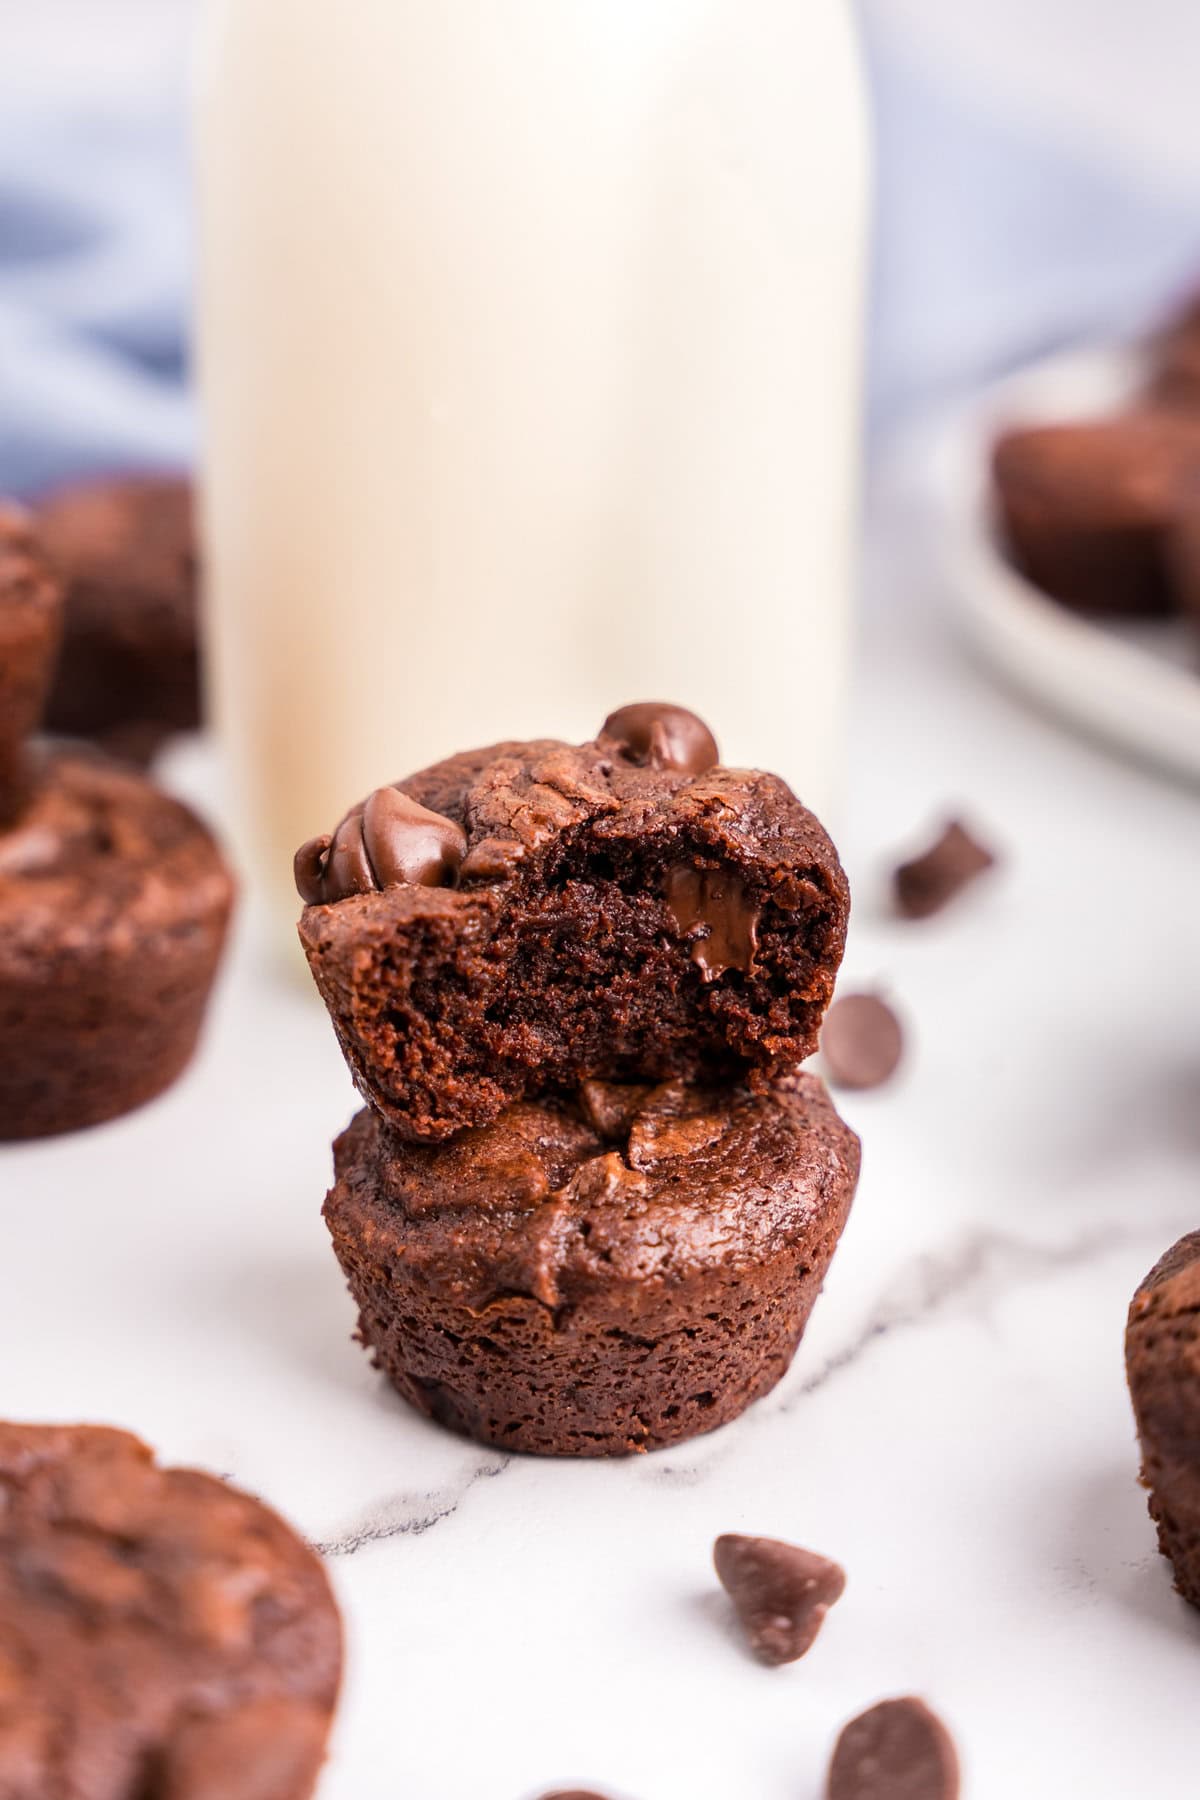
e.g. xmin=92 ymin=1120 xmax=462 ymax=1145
xmin=196 ymin=2 xmax=868 ymax=934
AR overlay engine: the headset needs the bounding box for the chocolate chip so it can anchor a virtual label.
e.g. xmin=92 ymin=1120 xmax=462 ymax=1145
xmin=360 ymin=786 xmax=467 ymax=888
xmin=293 ymin=787 xmax=466 ymax=905
xmin=664 ymin=865 xmax=759 ymax=979
xmin=293 ymin=835 xmax=333 ymax=906
xmin=713 ymin=1533 xmax=846 ymax=1665
xmin=820 ymin=994 xmax=904 ymax=1091
xmin=893 ymin=820 xmax=996 ymax=920
xmin=323 ymin=808 xmax=376 ymax=899
xmin=827 ymin=1697 xmax=959 ymax=1800
xmin=600 ymin=702 xmax=719 ymax=775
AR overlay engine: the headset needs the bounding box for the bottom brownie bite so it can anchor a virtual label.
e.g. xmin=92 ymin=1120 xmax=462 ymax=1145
xmin=0 ymin=1423 xmax=342 ymax=1800
xmin=0 ymin=748 xmax=234 ymax=1138
xmin=1126 ymin=1231 xmax=1200 ymax=1609
xmin=324 ymin=1072 xmax=860 ymax=1457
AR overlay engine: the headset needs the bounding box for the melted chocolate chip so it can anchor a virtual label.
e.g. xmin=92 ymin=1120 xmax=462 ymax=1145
xmin=713 ymin=1534 xmax=846 ymax=1665
xmin=893 ymin=820 xmax=996 ymax=920
xmin=293 ymin=836 xmax=332 ymax=906
xmin=821 ymin=994 xmax=904 ymax=1091
xmin=294 ymin=787 xmax=466 ymax=905
xmin=599 ymin=701 xmax=719 ymax=775
xmin=664 ymin=865 xmax=759 ymax=980
xmin=827 ymin=1697 xmax=959 ymax=1800
xmin=323 ymin=809 xmax=376 ymax=899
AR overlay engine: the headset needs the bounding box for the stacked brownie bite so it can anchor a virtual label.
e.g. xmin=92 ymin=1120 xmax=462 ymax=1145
xmin=0 ymin=501 xmax=233 ymax=1138
xmin=297 ymin=704 xmax=860 ymax=1455
xmin=36 ymin=474 xmax=201 ymax=763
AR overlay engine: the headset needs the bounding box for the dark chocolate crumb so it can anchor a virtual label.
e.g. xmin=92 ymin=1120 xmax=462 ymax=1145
xmin=893 ymin=820 xmax=996 ymax=920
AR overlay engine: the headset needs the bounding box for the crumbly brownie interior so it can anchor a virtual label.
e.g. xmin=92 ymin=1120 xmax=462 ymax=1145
xmin=307 ymin=819 xmax=845 ymax=1141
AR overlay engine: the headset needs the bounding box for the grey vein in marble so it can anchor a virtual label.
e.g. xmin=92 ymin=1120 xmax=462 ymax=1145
xmin=783 ymin=1215 xmax=1191 ymax=1412
xmin=313 ymin=1216 xmax=1191 ymax=1527
xmin=638 ymin=1213 xmax=1193 ymax=1488
xmin=314 ymin=1455 xmax=510 ymax=1558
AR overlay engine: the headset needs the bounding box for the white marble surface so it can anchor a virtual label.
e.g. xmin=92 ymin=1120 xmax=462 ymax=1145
xmin=3 ymin=547 xmax=1199 ymax=1799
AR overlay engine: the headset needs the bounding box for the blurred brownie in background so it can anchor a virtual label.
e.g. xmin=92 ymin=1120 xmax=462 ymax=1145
xmin=1146 ymin=295 xmax=1200 ymax=411
xmin=0 ymin=502 xmax=61 ymax=825
xmin=0 ymin=1421 xmax=342 ymax=1797
xmin=992 ymin=412 xmax=1200 ymax=617
xmin=1164 ymin=471 xmax=1200 ymax=633
xmin=36 ymin=475 xmax=200 ymax=763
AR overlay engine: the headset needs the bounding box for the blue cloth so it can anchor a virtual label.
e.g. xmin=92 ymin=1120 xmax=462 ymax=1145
xmin=863 ymin=20 xmax=1200 ymax=437
xmin=6 ymin=4 xmax=1200 ymax=495
xmin=0 ymin=77 xmax=193 ymax=497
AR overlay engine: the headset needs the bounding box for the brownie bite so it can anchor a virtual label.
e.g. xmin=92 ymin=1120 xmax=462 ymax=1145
xmin=0 ymin=748 xmax=234 ymax=1138
xmin=298 ymin=705 xmax=849 ymax=1142
xmin=36 ymin=475 xmax=200 ymax=761
xmin=0 ymin=1422 xmax=341 ymax=1798
xmin=0 ymin=503 xmax=62 ymax=826
xmin=324 ymin=1070 xmax=859 ymax=1456
xmin=1126 ymin=1231 xmax=1200 ymax=1609
xmin=992 ymin=412 xmax=1200 ymax=615
xmin=1164 ymin=477 xmax=1200 ymax=633
xmin=1146 ymin=296 xmax=1200 ymax=410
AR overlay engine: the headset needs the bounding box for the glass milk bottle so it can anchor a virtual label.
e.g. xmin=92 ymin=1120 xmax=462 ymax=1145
xmin=196 ymin=3 xmax=868 ymax=935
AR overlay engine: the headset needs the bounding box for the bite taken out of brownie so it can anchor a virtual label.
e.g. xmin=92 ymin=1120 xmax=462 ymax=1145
xmin=324 ymin=1069 xmax=860 ymax=1456
xmin=297 ymin=705 xmax=849 ymax=1143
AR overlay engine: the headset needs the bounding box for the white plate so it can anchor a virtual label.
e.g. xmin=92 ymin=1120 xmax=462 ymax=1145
xmin=927 ymin=344 xmax=1200 ymax=784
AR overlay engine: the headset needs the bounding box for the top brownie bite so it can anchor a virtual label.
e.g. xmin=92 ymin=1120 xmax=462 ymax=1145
xmin=297 ymin=704 xmax=849 ymax=1142
xmin=36 ymin=475 xmax=199 ymax=759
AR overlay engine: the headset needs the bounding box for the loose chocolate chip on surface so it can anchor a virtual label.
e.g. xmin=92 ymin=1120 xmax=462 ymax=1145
xmin=820 ymin=994 xmax=904 ymax=1091
xmin=893 ymin=819 xmax=996 ymax=919
xmin=599 ymin=701 xmax=720 ymax=775
xmin=827 ymin=1697 xmax=959 ymax=1800
xmin=713 ymin=1533 xmax=846 ymax=1665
